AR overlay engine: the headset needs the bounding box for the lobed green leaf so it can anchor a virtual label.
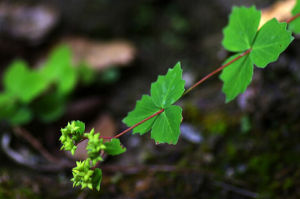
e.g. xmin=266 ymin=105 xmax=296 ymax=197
xmin=251 ymin=19 xmax=294 ymax=67
xmin=151 ymin=105 xmax=182 ymax=144
xmin=220 ymin=54 xmax=253 ymax=103
xmin=104 ymin=138 xmax=126 ymax=155
xmin=221 ymin=6 xmax=294 ymax=102
xmin=150 ymin=62 xmax=185 ymax=108
xmin=123 ymin=63 xmax=185 ymax=144
xmin=123 ymin=95 xmax=160 ymax=135
xmin=222 ymin=6 xmax=261 ymax=52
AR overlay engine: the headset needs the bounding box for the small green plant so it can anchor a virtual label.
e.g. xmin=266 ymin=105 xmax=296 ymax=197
xmin=60 ymin=2 xmax=300 ymax=191
xmin=220 ymin=6 xmax=293 ymax=102
xmin=0 ymin=45 xmax=94 ymax=125
xmin=60 ymin=121 xmax=126 ymax=190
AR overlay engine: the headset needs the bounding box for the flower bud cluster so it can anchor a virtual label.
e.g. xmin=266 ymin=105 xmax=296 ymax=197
xmin=59 ymin=121 xmax=84 ymax=155
xmin=60 ymin=120 xmax=126 ymax=191
xmin=71 ymin=159 xmax=94 ymax=189
xmin=85 ymin=129 xmax=106 ymax=166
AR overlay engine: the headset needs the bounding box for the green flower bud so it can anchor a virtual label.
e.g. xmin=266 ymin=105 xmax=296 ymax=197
xmin=85 ymin=129 xmax=105 ymax=166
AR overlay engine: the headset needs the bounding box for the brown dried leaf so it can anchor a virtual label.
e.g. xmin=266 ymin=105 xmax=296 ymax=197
xmin=63 ymin=37 xmax=136 ymax=70
xmin=90 ymin=114 xmax=116 ymax=139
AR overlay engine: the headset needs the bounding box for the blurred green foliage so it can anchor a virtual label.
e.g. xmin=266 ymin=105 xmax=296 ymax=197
xmin=0 ymin=45 xmax=95 ymax=125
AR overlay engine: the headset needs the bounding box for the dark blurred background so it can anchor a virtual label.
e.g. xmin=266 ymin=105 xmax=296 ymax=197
xmin=0 ymin=0 xmax=300 ymax=198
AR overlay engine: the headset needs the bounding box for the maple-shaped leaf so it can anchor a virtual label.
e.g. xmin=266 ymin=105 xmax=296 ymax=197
xmin=222 ymin=6 xmax=261 ymax=52
xmin=220 ymin=6 xmax=293 ymax=102
xmin=123 ymin=62 xmax=185 ymax=144
xmin=250 ymin=19 xmax=294 ymax=67
xmin=150 ymin=62 xmax=185 ymax=108
xmin=104 ymin=138 xmax=126 ymax=155
xmin=122 ymin=95 xmax=160 ymax=135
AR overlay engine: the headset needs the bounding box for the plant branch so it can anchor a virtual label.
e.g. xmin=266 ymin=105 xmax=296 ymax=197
xmin=76 ymin=11 xmax=300 ymax=148
xmin=183 ymin=13 xmax=300 ymax=96
xmin=100 ymin=108 xmax=165 ymax=139
xmin=286 ymin=13 xmax=300 ymax=24
xmin=184 ymin=49 xmax=252 ymax=95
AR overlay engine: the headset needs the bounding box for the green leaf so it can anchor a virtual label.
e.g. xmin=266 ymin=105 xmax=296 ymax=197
xmin=41 ymin=45 xmax=77 ymax=94
xmin=4 ymin=60 xmax=50 ymax=103
xmin=289 ymin=0 xmax=300 ymax=34
xmin=122 ymin=95 xmax=160 ymax=135
xmin=150 ymin=62 xmax=185 ymax=108
xmin=220 ymin=53 xmax=253 ymax=103
xmin=104 ymin=138 xmax=126 ymax=155
xmin=222 ymin=6 xmax=261 ymax=52
xmin=57 ymin=66 xmax=77 ymax=94
xmin=42 ymin=45 xmax=71 ymax=79
xmin=9 ymin=107 xmax=32 ymax=125
xmin=0 ymin=93 xmax=31 ymax=124
xmin=77 ymin=63 xmax=95 ymax=85
xmin=250 ymin=19 xmax=294 ymax=68
xmin=220 ymin=7 xmax=294 ymax=102
xmin=92 ymin=168 xmax=102 ymax=191
xmin=0 ymin=93 xmax=17 ymax=119
xmin=151 ymin=105 xmax=182 ymax=144
xmin=32 ymin=93 xmax=66 ymax=123
xmin=123 ymin=63 xmax=185 ymax=144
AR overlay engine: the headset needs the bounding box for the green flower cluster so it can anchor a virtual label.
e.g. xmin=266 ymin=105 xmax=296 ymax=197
xmin=60 ymin=120 xmax=126 ymax=191
xmin=71 ymin=159 xmax=102 ymax=191
xmin=84 ymin=129 xmax=106 ymax=166
xmin=59 ymin=121 xmax=85 ymax=155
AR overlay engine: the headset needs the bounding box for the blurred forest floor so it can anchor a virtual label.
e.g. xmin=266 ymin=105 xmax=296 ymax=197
xmin=0 ymin=0 xmax=300 ymax=198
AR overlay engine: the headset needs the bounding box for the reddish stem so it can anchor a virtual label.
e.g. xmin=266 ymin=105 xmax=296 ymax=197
xmin=286 ymin=13 xmax=300 ymax=24
xmin=182 ymin=13 xmax=299 ymax=95
xmin=100 ymin=49 xmax=251 ymax=140
xmin=100 ymin=108 xmax=165 ymax=140
xmin=79 ymin=12 xmax=300 ymax=146
xmin=184 ymin=49 xmax=252 ymax=95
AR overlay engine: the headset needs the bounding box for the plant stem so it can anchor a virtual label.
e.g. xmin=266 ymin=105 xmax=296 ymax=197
xmin=184 ymin=49 xmax=252 ymax=95
xmin=100 ymin=108 xmax=164 ymax=140
xmin=81 ymin=13 xmax=300 ymax=144
xmin=99 ymin=49 xmax=252 ymax=141
xmin=286 ymin=13 xmax=300 ymax=24
xmin=182 ymin=13 xmax=299 ymax=95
